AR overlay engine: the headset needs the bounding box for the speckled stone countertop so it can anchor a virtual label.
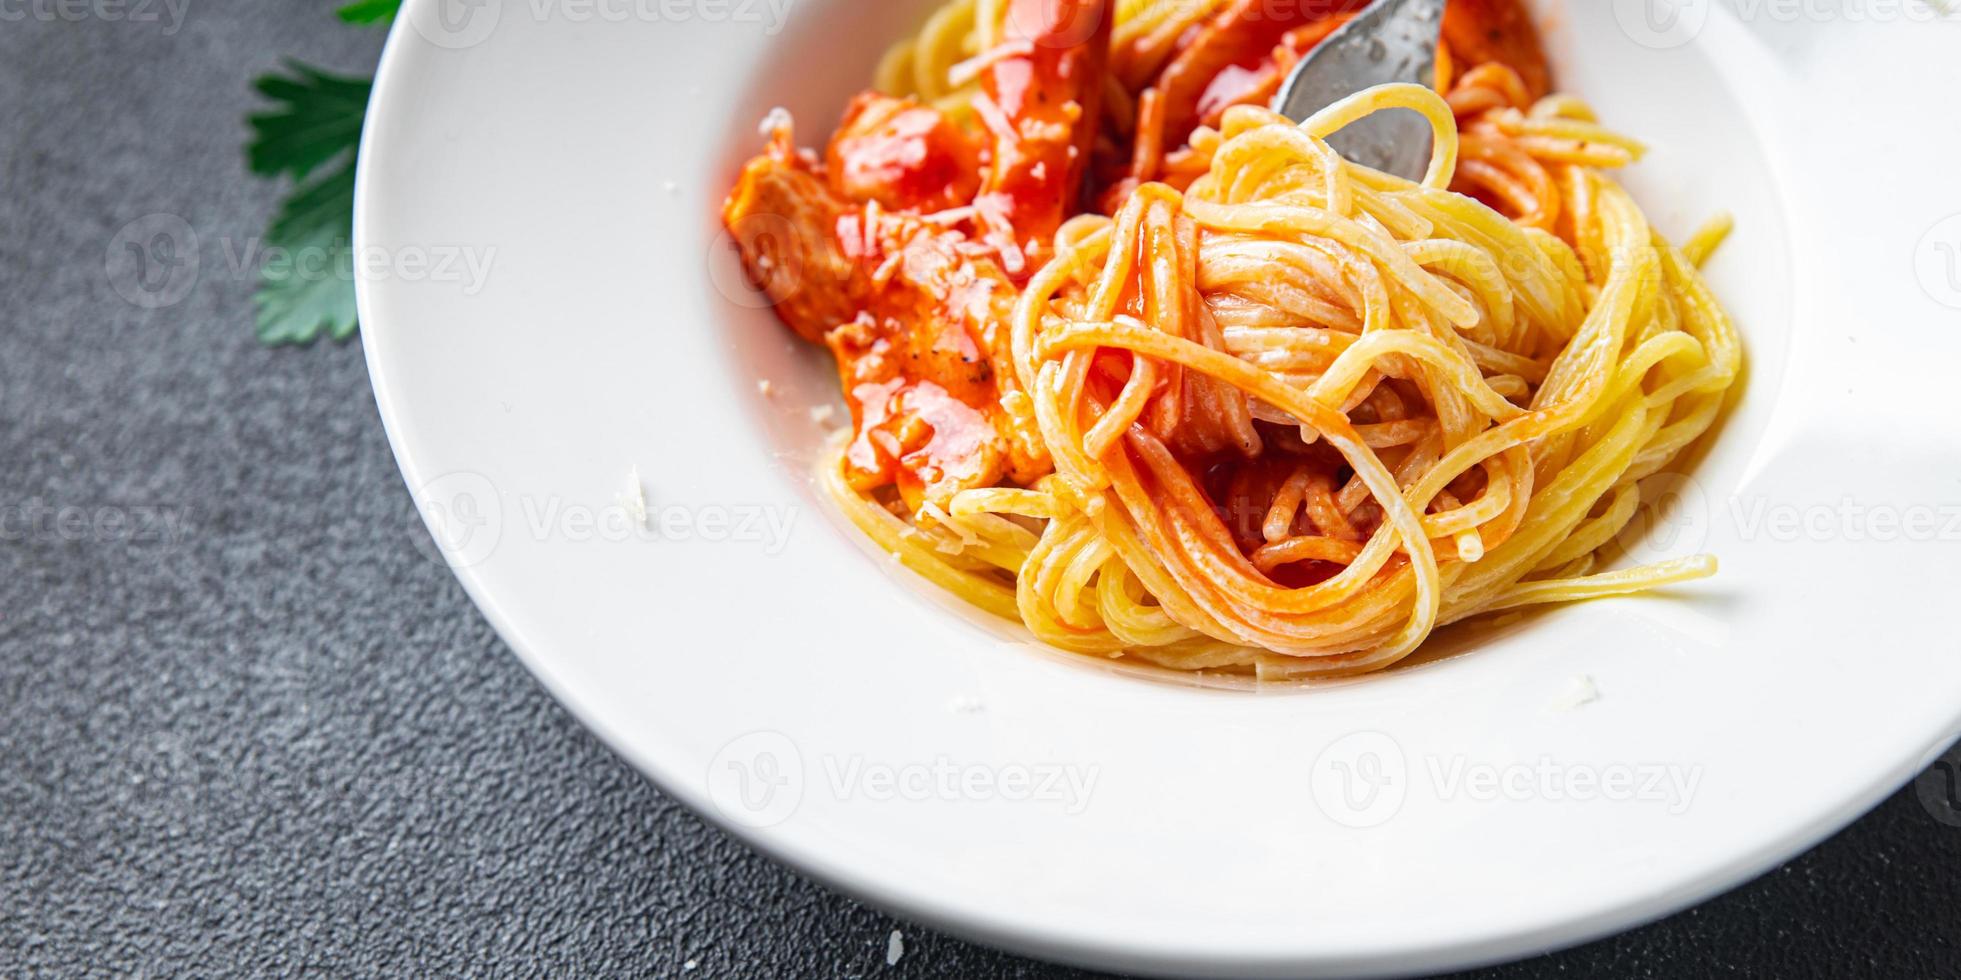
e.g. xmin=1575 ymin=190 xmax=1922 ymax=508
xmin=3 ymin=4 xmax=1959 ymax=977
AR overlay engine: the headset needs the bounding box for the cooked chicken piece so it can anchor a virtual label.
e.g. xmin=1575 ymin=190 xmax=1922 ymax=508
xmin=826 ymin=93 xmax=983 ymax=214
xmin=1443 ymin=0 xmax=1553 ymax=100
xmin=972 ymin=0 xmax=1115 ymax=277
xmin=723 ymin=127 xmax=1048 ymax=509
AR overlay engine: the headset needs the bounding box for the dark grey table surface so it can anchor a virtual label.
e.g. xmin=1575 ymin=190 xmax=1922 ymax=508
xmin=4 ymin=4 xmax=1960 ymax=977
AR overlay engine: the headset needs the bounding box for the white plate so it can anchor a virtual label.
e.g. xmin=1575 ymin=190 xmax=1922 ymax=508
xmin=356 ymin=1 xmax=1961 ymax=975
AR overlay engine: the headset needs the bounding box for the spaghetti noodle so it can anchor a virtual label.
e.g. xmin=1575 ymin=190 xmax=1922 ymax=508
xmin=725 ymin=0 xmax=1741 ymax=681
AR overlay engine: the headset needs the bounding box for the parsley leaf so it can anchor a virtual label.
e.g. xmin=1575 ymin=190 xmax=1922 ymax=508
xmin=335 ymin=0 xmax=402 ymax=24
xmin=247 ymin=61 xmax=371 ymax=182
xmin=253 ymin=162 xmax=360 ymax=344
xmin=245 ymin=61 xmax=372 ymax=345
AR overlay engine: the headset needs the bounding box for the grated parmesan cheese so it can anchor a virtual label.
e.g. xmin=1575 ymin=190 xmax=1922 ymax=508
xmin=758 ymin=106 xmax=793 ymax=139
xmin=916 ymin=500 xmax=981 ymax=555
xmin=1547 ymin=674 xmax=1600 ymax=712
xmin=619 ymin=466 xmax=648 ymax=529
xmin=947 ymin=696 xmax=986 ymax=715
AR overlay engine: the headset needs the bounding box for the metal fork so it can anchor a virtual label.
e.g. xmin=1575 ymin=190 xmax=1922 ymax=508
xmin=1272 ymin=0 xmax=1449 ymax=182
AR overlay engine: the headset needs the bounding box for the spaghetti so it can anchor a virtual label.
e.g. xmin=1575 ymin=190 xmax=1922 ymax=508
xmin=725 ymin=0 xmax=1741 ymax=681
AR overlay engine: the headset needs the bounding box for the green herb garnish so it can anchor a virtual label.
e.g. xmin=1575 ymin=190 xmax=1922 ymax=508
xmin=243 ymin=1 xmax=401 ymax=345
